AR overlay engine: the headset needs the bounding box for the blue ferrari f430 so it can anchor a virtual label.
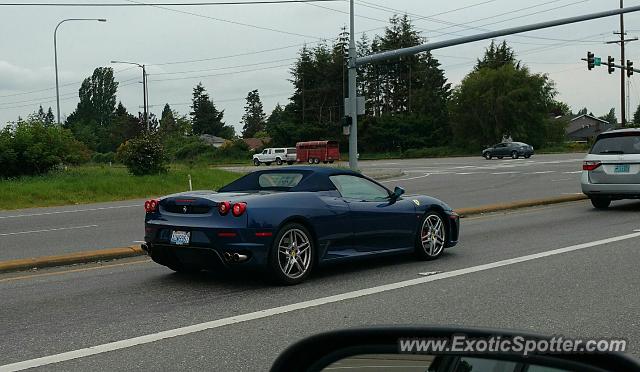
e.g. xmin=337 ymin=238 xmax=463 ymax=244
xmin=143 ymin=167 xmax=460 ymax=284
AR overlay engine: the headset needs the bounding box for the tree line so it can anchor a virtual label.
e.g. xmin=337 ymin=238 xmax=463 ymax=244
xmin=5 ymin=13 xmax=637 ymax=177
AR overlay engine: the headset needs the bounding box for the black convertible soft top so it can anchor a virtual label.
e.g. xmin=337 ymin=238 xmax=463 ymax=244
xmin=218 ymin=166 xmax=362 ymax=192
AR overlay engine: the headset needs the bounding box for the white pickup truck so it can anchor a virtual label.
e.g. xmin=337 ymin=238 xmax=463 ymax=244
xmin=253 ymin=147 xmax=297 ymax=166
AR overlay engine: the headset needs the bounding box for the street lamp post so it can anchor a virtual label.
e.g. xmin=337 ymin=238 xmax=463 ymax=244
xmin=110 ymin=61 xmax=148 ymax=130
xmin=54 ymin=18 xmax=107 ymax=125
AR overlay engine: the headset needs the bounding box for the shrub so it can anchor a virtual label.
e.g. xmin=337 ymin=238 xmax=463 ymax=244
xmin=0 ymin=120 xmax=90 ymax=178
xmin=116 ymin=133 xmax=167 ymax=175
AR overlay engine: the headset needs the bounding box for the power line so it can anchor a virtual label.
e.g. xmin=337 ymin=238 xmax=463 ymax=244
xmin=0 ymin=66 xmax=138 ymax=99
xmin=356 ymin=0 xmax=599 ymax=46
xmin=0 ymin=0 xmax=343 ymax=6
xmin=0 ymin=79 xmax=140 ymax=109
xmin=148 ymin=63 xmax=292 ymax=82
xmin=148 ymin=43 xmax=306 ymax=66
xmin=126 ymin=0 xmax=325 ymax=40
xmin=150 ymin=57 xmax=296 ymax=75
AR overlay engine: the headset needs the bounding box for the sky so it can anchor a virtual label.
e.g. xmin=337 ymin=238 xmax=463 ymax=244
xmin=2 ymin=0 xmax=640 ymax=134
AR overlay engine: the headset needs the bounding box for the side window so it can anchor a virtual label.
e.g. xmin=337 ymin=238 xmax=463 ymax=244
xmin=262 ymin=150 xmax=268 ymax=155
xmin=330 ymin=175 xmax=389 ymax=201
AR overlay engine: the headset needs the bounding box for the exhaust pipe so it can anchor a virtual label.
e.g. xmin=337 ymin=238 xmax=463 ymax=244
xmin=232 ymin=253 xmax=248 ymax=262
xmin=223 ymin=252 xmax=232 ymax=262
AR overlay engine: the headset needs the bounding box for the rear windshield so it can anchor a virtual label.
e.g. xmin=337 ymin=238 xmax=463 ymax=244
xmin=590 ymin=134 xmax=640 ymax=154
xmin=287 ymin=148 xmax=296 ymax=154
xmin=258 ymin=173 xmax=303 ymax=188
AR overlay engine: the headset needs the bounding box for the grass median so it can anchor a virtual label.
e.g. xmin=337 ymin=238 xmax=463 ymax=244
xmin=0 ymin=164 xmax=241 ymax=210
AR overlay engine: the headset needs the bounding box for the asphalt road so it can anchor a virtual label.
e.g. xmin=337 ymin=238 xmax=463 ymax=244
xmin=1 ymin=200 xmax=639 ymax=371
xmin=0 ymin=153 xmax=585 ymax=261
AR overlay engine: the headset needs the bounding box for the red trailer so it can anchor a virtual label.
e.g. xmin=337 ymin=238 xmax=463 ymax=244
xmin=296 ymin=140 xmax=340 ymax=164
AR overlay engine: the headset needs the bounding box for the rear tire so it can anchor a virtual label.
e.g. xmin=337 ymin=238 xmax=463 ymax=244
xmin=308 ymin=158 xmax=314 ymax=164
xmin=313 ymin=158 xmax=320 ymax=164
xmin=511 ymin=151 xmax=519 ymax=159
xmin=276 ymin=157 xmax=282 ymax=165
xmin=269 ymin=223 xmax=315 ymax=285
xmin=287 ymin=161 xmax=294 ymax=165
xmin=415 ymin=212 xmax=446 ymax=261
xmin=329 ymin=160 xmax=334 ymax=164
xmin=590 ymin=197 xmax=611 ymax=209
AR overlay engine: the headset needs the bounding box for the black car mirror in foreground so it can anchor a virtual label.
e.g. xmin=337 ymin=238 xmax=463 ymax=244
xmin=391 ymin=186 xmax=406 ymax=201
xmin=270 ymin=327 xmax=639 ymax=372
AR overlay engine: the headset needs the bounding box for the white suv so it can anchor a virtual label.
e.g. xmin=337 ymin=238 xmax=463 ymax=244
xmin=581 ymin=128 xmax=640 ymax=209
xmin=253 ymin=148 xmax=296 ymax=166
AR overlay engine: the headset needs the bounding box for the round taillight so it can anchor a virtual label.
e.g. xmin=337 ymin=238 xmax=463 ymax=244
xmin=232 ymin=202 xmax=247 ymax=217
xmin=145 ymin=199 xmax=159 ymax=213
xmin=218 ymin=201 xmax=231 ymax=216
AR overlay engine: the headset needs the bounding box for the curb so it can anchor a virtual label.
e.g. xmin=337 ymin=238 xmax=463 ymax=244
xmin=0 ymin=245 xmax=145 ymax=274
xmin=454 ymin=194 xmax=588 ymax=217
xmin=0 ymin=194 xmax=589 ymax=274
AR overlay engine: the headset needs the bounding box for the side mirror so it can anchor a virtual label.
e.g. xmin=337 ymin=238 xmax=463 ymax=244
xmin=271 ymin=327 xmax=638 ymax=372
xmin=391 ymin=186 xmax=405 ymax=201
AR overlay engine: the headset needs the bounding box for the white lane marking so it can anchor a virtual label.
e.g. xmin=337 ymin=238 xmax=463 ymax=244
xmin=529 ymin=171 xmax=555 ymax=174
xmin=2 ymin=231 xmax=639 ymax=372
xmin=491 ymin=172 xmax=520 ymax=175
xmin=0 ymin=225 xmax=98 ymax=237
xmin=455 ymin=172 xmax=479 ymax=175
xmin=379 ymin=174 xmax=431 ymax=183
xmin=0 ymin=205 xmax=141 ymax=219
xmin=132 ymin=241 xmax=146 ymax=244
xmin=564 ymin=171 xmax=582 ymax=174
xmin=551 ymin=178 xmax=572 ymax=182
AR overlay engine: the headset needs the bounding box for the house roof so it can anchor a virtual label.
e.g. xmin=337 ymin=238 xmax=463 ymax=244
xmin=569 ymin=114 xmax=609 ymax=124
xmin=199 ymin=134 xmax=226 ymax=144
xmin=243 ymin=137 xmax=271 ymax=150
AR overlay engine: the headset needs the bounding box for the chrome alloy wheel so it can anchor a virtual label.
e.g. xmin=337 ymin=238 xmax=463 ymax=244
xmin=420 ymin=214 xmax=445 ymax=257
xmin=277 ymin=228 xmax=312 ymax=279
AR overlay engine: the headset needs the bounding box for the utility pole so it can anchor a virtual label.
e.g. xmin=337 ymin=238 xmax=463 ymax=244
xmin=347 ymin=0 xmax=358 ymax=171
xmin=111 ymin=61 xmax=148 ymax=130
xmin=608 ymin=0 xmax=637 ymax=126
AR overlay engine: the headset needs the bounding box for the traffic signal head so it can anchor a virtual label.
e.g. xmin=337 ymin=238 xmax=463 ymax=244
xmin=608 ymin=56 xmax=615 ymax=74
xmin=587 ymin=51 xmax=595 ymax=70
xmin=627 ymin=60 xmax=634 ymax=77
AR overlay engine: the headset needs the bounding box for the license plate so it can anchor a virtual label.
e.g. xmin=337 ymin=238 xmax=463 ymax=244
xmin=614 ymin=164 xmax=630 ymax=173
xmin=170 ymin=230 xmax=190 ymax=245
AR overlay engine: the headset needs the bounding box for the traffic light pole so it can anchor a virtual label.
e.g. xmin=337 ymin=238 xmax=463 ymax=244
xmin=347 ymin=4 xmax=640 ymax=170
xmin=347 ymin=0 xmax=358 ymax=171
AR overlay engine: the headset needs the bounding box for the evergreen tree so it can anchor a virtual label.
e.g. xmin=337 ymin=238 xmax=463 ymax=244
xmin=476 ymin=40 xmax=520 ymax=70
xmin=190 ymin=83 xmax=233 ymax=138
xmin=599 ymin=108 xmax=618 ymax=126
xmin=577 ymin=107 xmax=589 ymax=116
xmin=45 ymin=107 xmax=55 ymax=126
xmin=633 ymin=103 xmax=640 ymax=125
xmin=159 ymin=103 xmax=178 ymax=136
xmin=241 ymin=89 xmax=267 ymax=138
